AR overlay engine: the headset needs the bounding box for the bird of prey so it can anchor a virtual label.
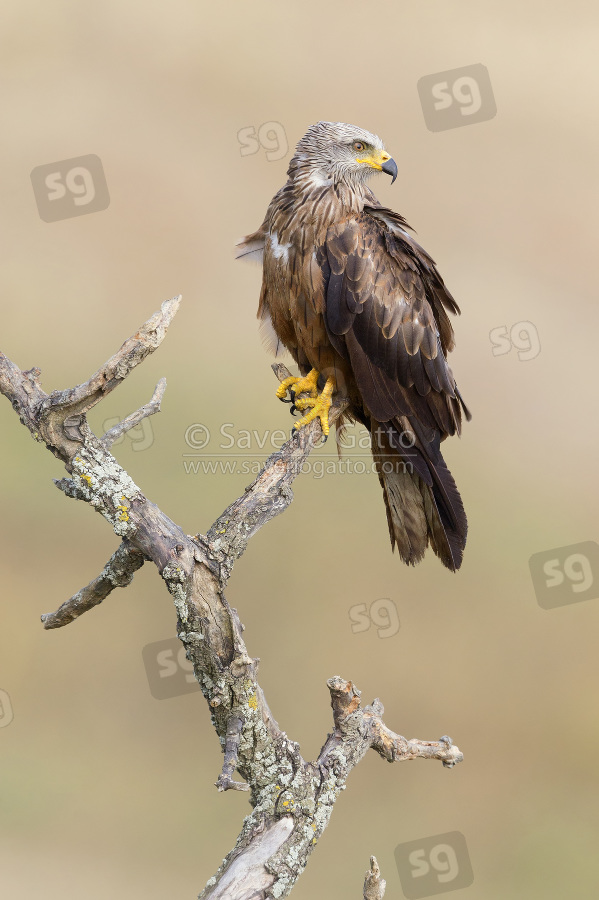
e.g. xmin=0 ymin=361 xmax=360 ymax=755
xmin=236 ymin=121 xmax=470 ymax=570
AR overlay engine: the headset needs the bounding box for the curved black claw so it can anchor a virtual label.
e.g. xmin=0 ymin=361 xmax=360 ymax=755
xmin=279 ymin=395 xmax=293 ymax=403
xmin=320 ymin=434 xmax=328 ymax=444
xmin=289 ymin=404 xmax=298 ymax=416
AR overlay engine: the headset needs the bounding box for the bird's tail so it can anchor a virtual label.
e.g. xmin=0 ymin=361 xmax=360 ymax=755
xmin=369 ymin=419 xmax=467 ymax=571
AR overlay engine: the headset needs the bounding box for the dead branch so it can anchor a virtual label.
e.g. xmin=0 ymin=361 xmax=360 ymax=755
xmin=205 ymin=362 xmax=349 ymax=583
xmin=363 ymin=856 xmax=386 ymax=900
xmin=101 ymin=376 xmax=166 ymax=448
xmin=0 ymin=297 xmax=462 ymax=899
xmin=40 ymin=541 xmax=146 ymax=629
xmin=215 ymin=715 xmax=250 ymax=792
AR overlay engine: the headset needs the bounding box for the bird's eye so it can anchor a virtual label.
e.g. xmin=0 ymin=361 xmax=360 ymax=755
xmin=353 ymin=141 xmax=365 ymax=152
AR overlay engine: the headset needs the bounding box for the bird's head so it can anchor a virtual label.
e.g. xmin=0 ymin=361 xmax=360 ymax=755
xmin=289 ymin=121 xmax=398 ymax=188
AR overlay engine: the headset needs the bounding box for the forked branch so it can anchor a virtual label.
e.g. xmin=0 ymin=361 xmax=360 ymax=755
xmin=0 ymin=297 xmax=462 ymax=899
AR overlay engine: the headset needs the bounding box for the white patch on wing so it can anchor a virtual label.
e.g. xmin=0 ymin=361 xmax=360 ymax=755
xmin=259 ymin=310 xmax=289 ymax=359
xmin=269 ymin=232 xmax=291 ymax=263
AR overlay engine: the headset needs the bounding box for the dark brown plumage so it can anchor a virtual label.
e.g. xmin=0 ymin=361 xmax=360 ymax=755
xmin=237 ymin=121 xmax=470 ymax=570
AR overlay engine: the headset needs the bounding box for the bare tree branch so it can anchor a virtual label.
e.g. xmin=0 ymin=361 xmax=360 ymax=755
xmin=215 ymin=715 xmax=251 ymax=792
xmin=363 ymin=856 xmax=386 ymax=900
xmin=49 ymin=297 xmax=181 ymax=422
xmin=101 ymin=377 xmax=167 ymax=449
xmin=323 ymin=677 xmax=463 ymax=768
xmin=205 ymin=363 xmax=349 ymax=583
xmin=41 ymin=541 xmax=146 ymax=629
xmin=0 ymin=297 xmax=463 ymax=900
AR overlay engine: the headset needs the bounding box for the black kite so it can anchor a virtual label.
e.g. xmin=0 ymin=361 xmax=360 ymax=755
xmin=237 ymin=121 xmax=470 ymax=570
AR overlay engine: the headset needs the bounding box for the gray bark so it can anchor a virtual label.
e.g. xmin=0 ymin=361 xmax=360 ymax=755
xmin=0 ymin=297 xmax=462 ymax=899
xmin=363 ymin=856 xmax=386 ymax=900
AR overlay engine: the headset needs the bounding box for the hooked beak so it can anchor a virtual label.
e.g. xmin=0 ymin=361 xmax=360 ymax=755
xmin=356 ymin=149 xmax=398 ymax=184
xmin=381 ymin=157 xmax=398 ymax=184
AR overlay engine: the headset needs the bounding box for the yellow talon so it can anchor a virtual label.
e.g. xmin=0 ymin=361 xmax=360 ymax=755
xmin=292 ymin=376 xmax=335 ymax=438
xmin=275 ymin=368 xmax=319 ymax=401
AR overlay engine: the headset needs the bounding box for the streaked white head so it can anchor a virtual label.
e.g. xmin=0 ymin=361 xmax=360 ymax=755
xmin=288 ymin=121 xmax=397 ymax=188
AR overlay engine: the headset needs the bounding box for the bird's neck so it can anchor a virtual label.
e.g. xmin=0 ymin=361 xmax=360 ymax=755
xmin=284 ymin=167 xmax=373 ymax=224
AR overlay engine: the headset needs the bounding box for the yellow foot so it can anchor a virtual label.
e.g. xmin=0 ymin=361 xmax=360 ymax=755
xmin=291 ymin=376 xmax=335 ymax=441
xmin=275 ymin=368 xmax=319 ymax=403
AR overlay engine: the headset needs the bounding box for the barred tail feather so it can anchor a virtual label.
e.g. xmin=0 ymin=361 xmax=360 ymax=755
xmin=371 ymin=421 xmax=467 ymax=571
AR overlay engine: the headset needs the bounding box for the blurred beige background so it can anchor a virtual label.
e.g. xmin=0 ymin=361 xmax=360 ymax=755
xmin=1 ymin=1 xmax=599 ymax=897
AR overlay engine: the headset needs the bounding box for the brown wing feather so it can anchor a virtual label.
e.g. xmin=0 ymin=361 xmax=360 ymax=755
xmin=236 ymin=174 xmax=469 ymax=570
xmin=367 ymin=204 xmax=462 ymax=351
xmin=321 ymin=213 xmax=466 ymax=436
xmin=317 ymin=210 xmax=469 ymax=569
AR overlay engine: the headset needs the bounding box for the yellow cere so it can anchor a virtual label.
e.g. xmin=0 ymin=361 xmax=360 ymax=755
xmin=356 ymin=150 xmax=390 ymax=171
